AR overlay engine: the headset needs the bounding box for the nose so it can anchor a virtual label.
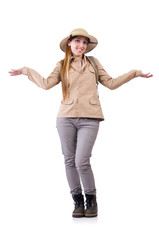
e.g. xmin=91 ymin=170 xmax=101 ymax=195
xmin=79 ymin=42 xmax=84 ymax=48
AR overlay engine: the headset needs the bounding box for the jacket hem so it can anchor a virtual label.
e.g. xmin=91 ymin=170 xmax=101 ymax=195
xmin=56 ymin=115 xmax=104 ymax=122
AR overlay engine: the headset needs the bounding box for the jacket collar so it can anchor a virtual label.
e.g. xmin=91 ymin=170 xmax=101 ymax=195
xmin=71 ymin=55 xmax=86 ymax=62
xmin=70 ymin=55 xmax=87 ymax=72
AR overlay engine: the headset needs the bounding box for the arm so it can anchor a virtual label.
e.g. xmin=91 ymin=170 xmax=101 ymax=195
xmin=94 ymin=58 xmax=153 ymax=90
xmin=9 ymin=61 xmax=62 ymax=90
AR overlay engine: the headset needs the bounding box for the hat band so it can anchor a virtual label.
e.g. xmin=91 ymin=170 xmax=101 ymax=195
xmin=89 ymin=42 xmax=98 ymax=44
xmin=69 ymin=34 xmax=97 ymax=44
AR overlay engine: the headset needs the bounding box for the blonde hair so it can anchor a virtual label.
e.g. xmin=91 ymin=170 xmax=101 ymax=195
xmin=61 ymin=45 xmax=72 ymax=100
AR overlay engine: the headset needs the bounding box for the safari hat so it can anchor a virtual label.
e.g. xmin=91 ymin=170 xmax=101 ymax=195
xmin=60 ymin=28 xmax=98 ymax=53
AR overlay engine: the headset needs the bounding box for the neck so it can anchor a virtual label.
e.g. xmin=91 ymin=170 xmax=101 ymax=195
xmin=73 ymin=54 xmax=84 ymax=60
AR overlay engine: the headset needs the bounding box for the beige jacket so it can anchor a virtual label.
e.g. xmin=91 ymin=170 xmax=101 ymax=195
xmin=22 ymin=56 xmax=141 ymax=121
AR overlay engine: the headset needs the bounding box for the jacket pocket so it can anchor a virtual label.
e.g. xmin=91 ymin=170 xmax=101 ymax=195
xmin=61 ymin=99 xmax=74 ymax=105
xmin=89 ymin=96 xmax=100 ymax=105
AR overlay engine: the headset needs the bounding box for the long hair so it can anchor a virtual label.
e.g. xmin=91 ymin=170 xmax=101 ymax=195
xmin=61 ymin=45 xmax=72 ymax=100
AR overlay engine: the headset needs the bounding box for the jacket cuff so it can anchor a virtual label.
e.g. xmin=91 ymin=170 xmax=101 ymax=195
xmin=21 ymin=67 xmax=28 ymax=75
xmin=135 ymin=70 xmax=142 ymax=77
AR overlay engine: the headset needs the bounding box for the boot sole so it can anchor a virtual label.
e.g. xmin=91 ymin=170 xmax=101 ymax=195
xmin=72 ymin=213 xmax=85 ymax=218
xmin=84 ymin=213 xmax=98 ymax=218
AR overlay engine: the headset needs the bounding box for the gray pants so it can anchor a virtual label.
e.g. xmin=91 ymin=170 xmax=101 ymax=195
xmin=56 ymin=118 xmax=100 ymax=196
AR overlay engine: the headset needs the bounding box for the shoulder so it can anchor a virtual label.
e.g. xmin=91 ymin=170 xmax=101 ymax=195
xmin=55 ymin=59 xmax=64 ymax=72
xmin=86 ymin=56 xmax=103 ymax=69
xmin=87 ymin=56 xmax=100 ymax=64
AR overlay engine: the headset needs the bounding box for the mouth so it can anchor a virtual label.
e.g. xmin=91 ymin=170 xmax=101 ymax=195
xmin=77 ymin=48 xmax=84 ymax=53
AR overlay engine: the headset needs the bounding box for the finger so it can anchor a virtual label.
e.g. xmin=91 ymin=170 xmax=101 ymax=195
xmin=9 ymin=71 xmax=17 ymax=76
xmin=146 ymin=73 xmax=153 ymax=78
xmin=142 ymin=72 xmax=152 ymax=77
xmin=9 ymin=70 xmax=15 ymax=74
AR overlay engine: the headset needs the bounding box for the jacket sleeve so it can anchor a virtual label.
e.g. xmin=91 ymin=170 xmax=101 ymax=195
xmin=21 ymin=61 xmax=61 ymax=90
xmin=94 ymin=58 xmax=142 ymax=90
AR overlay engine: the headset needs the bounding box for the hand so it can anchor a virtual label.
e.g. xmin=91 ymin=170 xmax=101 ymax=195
xmin=140 ymin=72 xmax=153 ymax=78
xmin=8 ymin=68 xmax=22 ymax=76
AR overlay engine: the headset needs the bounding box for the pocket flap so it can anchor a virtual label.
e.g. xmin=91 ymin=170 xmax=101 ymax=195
xmin=89 ymin=96 xmax=100 ymax=105
xmin=61 ymin=99 xmax=74 ymax=105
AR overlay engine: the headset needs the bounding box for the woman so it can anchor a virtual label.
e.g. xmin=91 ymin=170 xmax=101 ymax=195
xmin=9 ymin=28 xmax=153 ymax=218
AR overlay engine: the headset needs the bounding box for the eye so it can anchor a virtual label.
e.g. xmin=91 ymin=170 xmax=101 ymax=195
xmin=83 ymin=41 xmax=88 ymax=45
xmin=75 ymin=39 xmax=80 ymax=43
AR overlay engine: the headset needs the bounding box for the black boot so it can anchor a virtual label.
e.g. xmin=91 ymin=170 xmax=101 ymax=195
xmin=72 ymin=193 xmax=84 ymax=218
xmin=85 ymin=194 xmax=98 ymax=217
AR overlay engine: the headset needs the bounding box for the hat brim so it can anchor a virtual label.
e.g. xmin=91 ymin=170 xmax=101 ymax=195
xmin=60 ymin=34 xmax=98 ymax=53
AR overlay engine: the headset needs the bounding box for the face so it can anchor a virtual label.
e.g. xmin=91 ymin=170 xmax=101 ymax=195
xmin=68 ymin=36 xmax=89 ymax=58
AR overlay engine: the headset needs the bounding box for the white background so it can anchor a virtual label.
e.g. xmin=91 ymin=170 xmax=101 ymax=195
xmin=0 ymin=0 xmax=159 ymax=239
